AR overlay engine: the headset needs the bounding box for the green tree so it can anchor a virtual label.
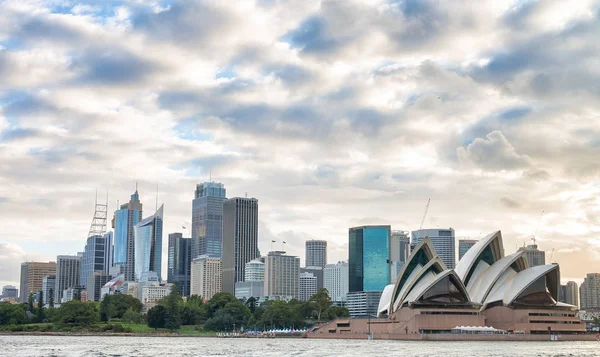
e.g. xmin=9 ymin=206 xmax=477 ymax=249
xmin=56 ymin=300 xmax=98 ymax=326
xmin=162 ymin=286 xmax=182 ymax=331
xmin=0 ymin=303 xmax=27 ymax=325
xmin=324 ymin=306 xmax=350 ymax=320
xmin=182 ymin=296 xmax=205 ymax=325
xmin=28 ymin=293 xmax=35 ymax=314
xmin=147 ymin=305 xmax=166 ymax=330
xmin=49 ymin=289 xmax=54 ymax=308
xmin=309 ymin=289 xmax=332 ymax=322
xmin=122 ymin=308 xmax=144 ymax=324
xmin=73 ymin=289 xmax=81 ymax=301
xmin=37 ymin=290 xmax=45 ymax=321
xmin=204 ymin=292 xmax=237 ymax=319
xmin=246 ymin=297 xmax=257 ymax=313
xmin=99 ymin=294 xmax=112 ymax=322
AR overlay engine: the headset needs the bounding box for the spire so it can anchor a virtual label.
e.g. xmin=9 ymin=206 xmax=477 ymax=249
xmin=88 ymin=189 xmax=108 ymax=238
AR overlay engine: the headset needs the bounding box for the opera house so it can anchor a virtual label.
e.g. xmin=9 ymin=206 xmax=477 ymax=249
xmin=314 ymin=231 xmax=585 ymax=338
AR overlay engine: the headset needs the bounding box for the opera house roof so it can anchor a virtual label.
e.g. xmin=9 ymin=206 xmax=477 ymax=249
xmin=378 ymin=230 xmax=567 ymax=317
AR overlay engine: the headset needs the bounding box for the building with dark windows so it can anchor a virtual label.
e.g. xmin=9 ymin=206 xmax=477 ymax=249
xmin=458 ymin=239 xmax=477 ymax=261
xmin=19 ymin=261 xmax=56 ymax=303
xmin=222 ymin=197 xmax=258 ymax=294
xmin=411 ymin=228 xmax=456 ymax=269
xmin=1 ymin=285 xmax=18 ymax=299
xmin=134 ymin=205 xmax=163 ymax=282
xmin=55 ymin=254 xmax=82 ymax=303
xmin=80 ymin=232 xmax=113 ymax=288
xmin=390 ymin=230 xmax=410 ymax=283
xmin=191 ymin=182 xmax=226 ymax=259
xmin=113 ymin=189 xmax=143 ymax=281
xmin=306 ymin=240 xmax=327 ymax=269
xmin=349 ymin=225 xmax=391 ymax=293
xmin=580 ymin=273 xmax=600 ymax=310
xmin=87 ymin=272 xmax=111 ymax=302
xmin=42 ymin=275 xmax=55 ymax=305
xmin=167 ymin=233 xmax=191 ymax=296
xmin=517 ymin=244 xmax=545 ymax=267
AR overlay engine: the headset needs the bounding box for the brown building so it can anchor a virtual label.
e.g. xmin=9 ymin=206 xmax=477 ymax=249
xmin=19 ymin=261 xmax=57 ymax=303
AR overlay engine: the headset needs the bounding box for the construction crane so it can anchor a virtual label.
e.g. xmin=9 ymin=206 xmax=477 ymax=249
xmin=419 ymin=198 xmax=431 ymax=231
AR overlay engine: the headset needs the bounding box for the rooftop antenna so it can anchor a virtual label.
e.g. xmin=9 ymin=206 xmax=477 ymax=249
xmin=209 ymin=169 xmax=212 ymax=182
xmin=135 ymin=181 xmax=138 ymax=192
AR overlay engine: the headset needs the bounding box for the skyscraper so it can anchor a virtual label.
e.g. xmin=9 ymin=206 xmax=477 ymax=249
xmin=191 ymin=182 xmax=226 ymax=259
xmin=566 ymin=281 xmax=579 ymax=308
xmin=518 ymin=244 xmax=545 ymax=267
xmin=324 ymin=261 xmax=349 ymax=302
xmin=54 ymin=255 xmax=82 ymax=303
xmin=19 ymin=261 xmax=56 ymax=303
xmin=134 ymin=205 xmax=164 ymax=281
xmin=458 ymin=239 xmax=478 ymax=261
xmin=80 ymin=232 xmax=113 ymax=288
xmin=190 ymin=256 xmax=222 ymax=300
xmin=349 ymin=225 xmax=391 ymax=293
xmin=222 ymin=197 xmax=259 ymax=294
xmin=113 ymin=189 xmax=143 ymax=281
xmin=299 ymin=272 xmax=317 ymax=301
xmin=42 ymin=275 xmax=55 ymax=305
xmin=390 ymin=230 xmax=410 ymax=283
xmin=87 ymin=272 xmax=111 ymax=302
xmin=1 ymin=285 xmax=18 ymax=299
xmin=167 ymin=233 xmax=191 ymax=296
xmin=264 ymin=251 xmax=300 ymax=299
xmin=305 ymin=240 xmax=327 ymax=269
xmin=580 ymin=273 xmax=600 ymax=310
xmin=411 ymin=228 xmax=456 ymax=269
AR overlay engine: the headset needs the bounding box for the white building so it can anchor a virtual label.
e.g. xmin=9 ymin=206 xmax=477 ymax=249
xmin=140 ymin=283 xmax=172 ymax=306
xmin=299 ymin=272 xmax=318 ymax=301
xmin=347 ymin=291 xmax=382 ymax=317
xmin=411 ymin=228 xmax=456 ymax=269
xmin=324 ymin=261 xmax=349 ymax=302
xmin=191 ymin=256 xmax=222 ymax=300
xmin=580 ymin=273 xmax=600 ymax=310
xmin=264 ymin=251 xmax=300 ymax=299
xmin=305 ymin=240 xmax=327 ymax=268
xmin=245 ymin=259 xmax=265 ymax=282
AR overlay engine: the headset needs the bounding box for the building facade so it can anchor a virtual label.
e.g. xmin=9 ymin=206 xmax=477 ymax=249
xmin=580 ymin=273 xmax=600 ymax=310
xmin=191 ymin=182 xmax=226 ymax=259
xmin=306 ymin=240 xmax=327 ymax=269
xmin=1 ymin=285 xmax=18 ymax=299
xmin=299 ymin=272 xmax=318 ymax=301
xmin=301 ymin=266 xmax=324 ymax=290
xmin=324 ymin=261 xmax=349 ymax=302
xmin=190 ymin=256 xmax=222 ymax=300
xmin=517 ymin=244 xmax=546 ymax=267
xmin=346 ymin=291 xmax=382 ymax=317
xmin=80 ymin=232 xmax=113 ymax=288
xmin=245 ymin=259 xmax=265 ymax=282
xmin=41 ymin=275 xmax=56 ymax=305
xmin=349 ymin=225 xmax=391 ymax=293
xmin=411 ymin=228 xmax=456 ymax=269
xmin=134 ymin=205 xmax=164 ymax=281
xmin=264 ymin=251 xmax=300 ymax=299
xmin=19 ymin=261 xmax=56 ymax=303
xmin=167 ymin=233 xmax=191 ymax=296
xmin=566 ymin=281 xmax=579 ymax=308
xmin=458 ymin=239 xmax=477 ymax=261
xmin=54 ymin=255 xmax=82 ymax=303
xmin=222 ymin=197 xmax=259 ymax=294
xmin=87 ymin=272 xmax=111 ymax=302
xmin=390 ymin=230 xmax=410 ymax=283
xmin=113 ymin=189 xmax=143 ymax=281
xmin=235 ymin=281 xmax=265 ymax=300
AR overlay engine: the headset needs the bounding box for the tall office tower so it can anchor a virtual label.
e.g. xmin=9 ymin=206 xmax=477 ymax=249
xmin=390 ymin=230 xmax=410 ymax=283
xmin=222 ymin=197 xmax=259 ymax=294
xmin=191 ymin=182 xmax=227 ymax=259
xmin=190 ymin=256 xmax=222 ymax=300
xmin=305 ymin=240 xmax=327 ymax=269
xmin=566 ymin=281 xmax=579 ymax=308
xmin=86 ymin=272 xmax=111 ymax=302
xmin=54 ymin=255 xmax=82 ymax=303
xmin=517 ymin=244 xmax=546 ymax=267
xmin=301 ymin=267 xmax=323 ymax=290
xmin=348 ymin=225 xmax=391 ymax=293
xmin=19 ymin=262 xmax=56 ymax=303
xmin=80 ymin=232 xmax=113 ymax=288
xmin=458 ymin=239 xmax=478 ymax=261
xmin=235 ymin=259 xmax=265 ymax=300
xmin=299 ymin=272 xmax=318 ymax=301
xmin=324 ymin=261 xmax=349 ymax=302
xmin=134 ymin=205 xmax=164 ymax=281
xmin=559 ymin=285 xmax=567 ymax=303
xmin=167 ymin=233 xmax=191 ymax=296
xmin=113 ymin=189 xmax=143 ymax=281
xmin=41 ymin=275 xmax=56 ymax=304
xmin=411 ymin=228 xmax=456 ymax=269
xmin=264 ymin=251 xmax=300 ymax=299
xmin=580 ymin=273 xmax=600 ymax=310
xmin=1 ymin=285 xmax=18 ymax=299
xmin=245 ymin=259 xmax=265 ymax=281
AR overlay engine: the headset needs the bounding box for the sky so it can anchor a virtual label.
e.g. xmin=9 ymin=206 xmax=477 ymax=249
xmin=1 ymin=0 xmax=600 ymax=289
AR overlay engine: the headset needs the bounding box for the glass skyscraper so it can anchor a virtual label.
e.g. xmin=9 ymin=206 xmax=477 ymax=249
xmin=80 ymin=232 xmax=113 ymax=288
xmin=167 ymin=233 xmax=191 ymax=296
xmin=134 ymin=205 xmax=163 ymax=282
xmin=191 ymin=182 xmax=226 ymax=259
xmin=349 ymin=225 xmax=391 ymax=293
xmin=113 ymin=189 xmax=142 ymax=281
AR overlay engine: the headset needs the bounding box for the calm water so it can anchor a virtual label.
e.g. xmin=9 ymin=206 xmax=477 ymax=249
xmin=1 ymin=335 xmax=598 ymax=356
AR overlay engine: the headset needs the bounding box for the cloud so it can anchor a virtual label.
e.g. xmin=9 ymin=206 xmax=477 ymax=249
xmin=457 ymin=131 xmax=533 ymax=171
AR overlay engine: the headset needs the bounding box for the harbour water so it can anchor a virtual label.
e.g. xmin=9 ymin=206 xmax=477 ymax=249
xmin=1 ymin=335 xmax=599 ymax=356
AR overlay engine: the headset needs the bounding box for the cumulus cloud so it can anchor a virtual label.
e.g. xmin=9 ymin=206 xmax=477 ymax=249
xmin=457 ymin=131 xmax=533 ymax=171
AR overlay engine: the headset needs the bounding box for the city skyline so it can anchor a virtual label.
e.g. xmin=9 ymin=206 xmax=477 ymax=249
xmin=2 ymin=0 xmax=600 ymax=290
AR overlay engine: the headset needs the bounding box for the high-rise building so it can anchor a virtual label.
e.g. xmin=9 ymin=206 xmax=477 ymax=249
xmin=19 ymin=261 xmax=56 ymax=303
xmin=41 ymin=275 xmax=56 ymax=304
xmin=324 ymin=261 xmax=349 ymax=302
xmin=264 ymin=251 xmax=300 ymax=299
xmin=190 ymin=256 xmax=222 ymax=300
xmin=305 ymin=240 xmax=327 ymax=269
xmin=54 ymin=255 xmax=82 ymax=303
xmin=191 ymin=182 xmax=227 ymax=259
xmin=411 ymin=228 xmax=456 ymax=269
xmin=87 ymin=272 xmax=111 ymax=302
xmin=1 ymin=285 xmax=18 ymax=299
xmin=167 ymin=233 xmax=191 ymax=296
xmin=222 ymin=197 xmax=259 ymax=294
xmin=134 ymin=205 xmax=164 ymax=281
xmin=299 ymin=272 xmax=318 ymax=301
xmin=566 ymin=281 xmax=579 ymax=308
xmin=301 ymin=266 xmax=323 ymax=290
xmin=349 ymin=225 xmax=391 ymax=293
xmin=517 ymin=244 xmax=545 ymax=267
xmin=245 ymin=259 xmax=265 ymax=282
xmin=390 ymin=230 xmax=410 ymax=283
xmin=346 ymin=291 xmax=382 ymax=317
xmin=235 ymin=259 xmax=265 ymax=300
xmin=458 ymin=239 xmax=478 ymax=261
xmin=113 ymin=189 xmax=143 ymax=281
xmin=559 ymin=285 xmax=567 ymax=303
xmin=580 ymin=273 xmax=600 ymax=310
xmin=80 ymin=232 xmax=113 ymax=288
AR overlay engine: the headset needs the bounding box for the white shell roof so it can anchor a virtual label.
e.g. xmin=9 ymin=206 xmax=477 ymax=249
xmin=455 ymin=231 xmax=503 ymax=284
xmin=404 ymin=269 xmax=469 ymax=305
xmin=484 ymin=264 xmax=559 ymax=307
xmin=468 ymin=251 xmax=527 ymax=304
xmin=377 ymin=284 xmax=396 ymax=317
xmin=393 ymin=257 xmax=445 ymax=311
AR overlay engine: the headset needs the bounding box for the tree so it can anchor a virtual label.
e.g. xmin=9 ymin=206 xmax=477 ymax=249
xmin=324 ymin=306 xmax=350 ymax=320
xmin=246 ymin=297 xmax=257 ymax=313
xmin=163 ymin=286 xmax=182 ymax=331
xmin=56 ymin=300 xmax=98 ymax=326
xmin=147 ymin=305 xmax=166 ymax=330
xmin=49 ymin=289 xmax=54 ymax=308
xmin=99 ymin=294 xmax=112 ymax=322
xmin=122 ymin=308 xmax=144 ymax=324
xmin=73 ymin=289 xmax=81 ymax=302
xmin=309 ymin=289 xmax=332 ymax=322
xmin=37 ymin=290 xmax=45 ymax=321
xmin=0 ymin=303 xmax=27 ymax=325
xmin=28 ymin=293 xmax=35 ymax=314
